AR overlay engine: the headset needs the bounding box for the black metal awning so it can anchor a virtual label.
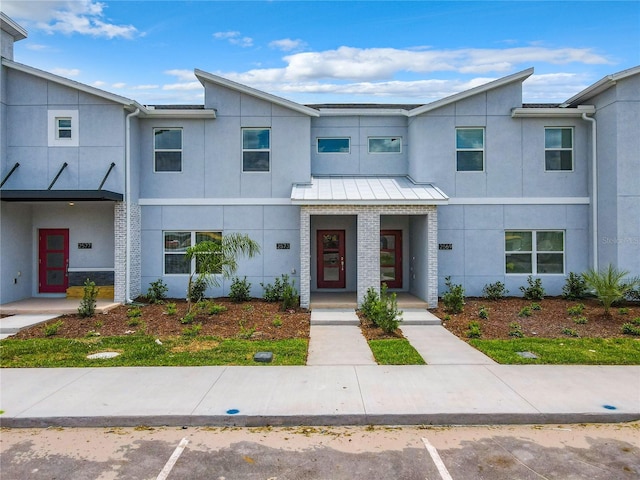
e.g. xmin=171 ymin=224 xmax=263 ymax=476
xmin=0 ymin=190 xmax=123 ymax=202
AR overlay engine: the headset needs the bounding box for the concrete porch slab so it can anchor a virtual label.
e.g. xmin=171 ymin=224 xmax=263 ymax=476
xmin=0 ymin=314 xmax=60 ymax=334
xmin=310 ymin=308 xmax=359 ymax=325
xmin=0 ymin=298 xmax=120 ymax=315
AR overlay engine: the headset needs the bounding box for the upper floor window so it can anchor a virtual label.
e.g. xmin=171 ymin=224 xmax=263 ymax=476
xmin=505 ymin=230 xmax=564 ymax=275
xmin=368 ymin=137 xmax=401 ymax=153
xmin=243 ymin=128 xmax=270 ymax=172
xmin=317 ymin=138 xmax=350 ymax=153
xmin=456 ymin=128 xmax=484 ymax=171
xmin=163 ymin=231 xmax=222 ymax=275
xmin=545 ymin=127 xmax=573 ymax=171
xmin=154 ymin=128 xmax=182 ymax=172
xmin=48 ymin=110 xmax=78 ymax=147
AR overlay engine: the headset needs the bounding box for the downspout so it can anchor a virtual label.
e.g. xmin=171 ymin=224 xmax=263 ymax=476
xmin=125 ymin=108 xmax=140 ymax=303
xmin=582 ymin=113 xmax=598 ymax=270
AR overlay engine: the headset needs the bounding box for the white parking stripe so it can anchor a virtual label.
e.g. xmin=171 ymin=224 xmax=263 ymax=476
xmin=157 ymin=437 xmax=189 ymax=480
xmin=422 ymin=437 xmax=454 ymax=480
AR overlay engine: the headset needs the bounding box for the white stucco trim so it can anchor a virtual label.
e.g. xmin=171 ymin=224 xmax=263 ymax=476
xmin=138 ymin=197 xmax=293 ymax=206
xmin=448 ymin=197 xmax=590 ymax=205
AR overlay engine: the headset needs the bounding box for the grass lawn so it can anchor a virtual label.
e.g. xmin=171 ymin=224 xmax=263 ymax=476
xmin=368 ymin=338 xmax=426 ymax=365
xmin=0 ymin=336 xmax=308 ymax=368
xmin=470 ymin=337 xmax=640 ymax=365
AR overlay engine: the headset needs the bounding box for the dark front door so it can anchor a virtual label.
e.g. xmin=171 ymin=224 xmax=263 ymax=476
xmin=317 ymin=230 xmax=345 ymax=288
xmin=39 ymin=229 xmax=69 ymax=293
xmin=380 ymin=230 xmax=402 ymax=288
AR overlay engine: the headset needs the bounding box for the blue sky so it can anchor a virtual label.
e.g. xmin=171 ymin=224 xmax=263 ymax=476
xmin=3 ymin=1 xmax=639 ymax=105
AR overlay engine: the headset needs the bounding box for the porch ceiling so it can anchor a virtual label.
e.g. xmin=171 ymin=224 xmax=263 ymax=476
xmin=0 ymin=190 xmax=123 ymax=202
xmin=291 ymin=176 xmax=449 ymax=205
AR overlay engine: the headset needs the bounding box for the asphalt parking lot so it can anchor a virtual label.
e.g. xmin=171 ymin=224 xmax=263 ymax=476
xmin=1 ymin=423 xmax=639 ymax=479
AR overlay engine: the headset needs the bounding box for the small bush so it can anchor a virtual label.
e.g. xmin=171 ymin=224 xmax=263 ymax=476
xmin=443 ymin=314 xmax=451 ymax=321
xmin=43 ymin=320 xmax=64 ymax=337
xmin=442 ymin=276 xmax=465 ymax=314
xmin=562 ymin=272 xmax=587 ymax=300
xmin=508 ymin=322 xmax=524 ymax=338
xmin=467 ymin=321 xmax=482 ymax=338
xmin=478 ymin=306 xmax=489 ymax=319
xmin=78 ymin=279 xmax=99 ymax=318
xmin=574 ymin=316 xmax=588 ymax=325
xmin=272 ymin=315 xmax=283 ymax=327
xmin=361 ymin=284 xmax=402 ymax=334
xmin=631 ymin=317 xmax=640 ymax=326
xmin=229 ymin=276 xmax=252 ymax=303
xmin=626 ymin=288 xmax=640 ymax=302
xmin=482 ymin=281 xmax=508 ymax=300
xmin=562 ymin=327 xmax=579 ymax=337
xmin=237 ymin=320 xmax=256 ymax=339
xmin=280 ymin=281 xmax=299 ymax=311
xmin=127 ymin=317 xmax=141 ymax=327
xmin=261 ymin=274 xmax=293 ymax=302
xmin=520 ymin=276 xmax=545 ymax=301
xmin=622 ymin=323 xmax=640 ymax=336
xmin=530 ymin=302 xmax=542 ymax=311
xmin=146 ymin=279 xmax=168 ymax=304
xmin=618 ymin=307 xmax=630 ymax=315
xmin=188 ymin=277 xmax=207 ymax=303
xmin=127 ymin=307 xmax=142 ymax=318
xmin=567 ymin=303 xmax=585 ymax=316
xmin=165 ymin=303 xmax=177 ymax=316
xmin=182 ymin=323 xmax=202 ymax=337
xmin=361 ymin=287 xmax=380 ymax=319
xmin=207 ymin=303 xmax=227 ymax=315
xmin=518 ymin=306 xmax=532 ymax=317
xmin=180 ymin=312 xmax=196 ymax=324
xmin=582 ymin=265 xmax=640 ymax=315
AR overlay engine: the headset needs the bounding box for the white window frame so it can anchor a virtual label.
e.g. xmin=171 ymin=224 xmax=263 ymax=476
xmin=456 ymin=127 xmax=485 ymax=172
xmin=242 ymin=128 xmax=271 ymax=173
xmin=153 ymin=128 xmax=183 ymax=173
xmin=368 ymin=136 xmax=402 ymax=154
xmin=317 ymin=137 xmax=351 ymax=154
xmin=163 ymin=231 xmax=222 ymax=275
xmin=544 ymin=127 xmax=574 ymax=172
xmin=505 ymin=230 xmax=565 ymax=275
xmin=48 ymin=110 xmax=79 ymax=147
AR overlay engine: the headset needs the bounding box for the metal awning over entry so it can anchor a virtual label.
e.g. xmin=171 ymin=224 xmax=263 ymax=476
xmin=0 ymin=190 xmax=123 ymax=202
xmin=291 ymin=175 xmax=448 ymax=205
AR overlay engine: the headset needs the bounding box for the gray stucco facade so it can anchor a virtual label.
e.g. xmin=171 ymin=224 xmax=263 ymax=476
xmin=1 ymin=14 xmax=638 ymax=308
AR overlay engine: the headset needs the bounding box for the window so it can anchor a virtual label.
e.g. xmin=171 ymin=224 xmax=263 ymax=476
xmin=154 ymin=128 xmax=182 ymax=172
xmin=243 ymin=128 xmax=270 ymax=172
xmin=545 ymin=127 xmax=573 ymax=171
xmin=368 ymin=137 xmax=401 ymax=153
xmin=505 ymin=230 xmax=564 ymax=274
xmin=48 ymin=110 xmax=78 ymax=147
xmin=163 ymin=231 xmax=222 ymax=275
xmin=56 ymin=118 xmax=72 ymax=139
xmin=456 ymin=128 xmax=484 ymax=171
xmin=317 ymin=138 xmax=350 ymax=153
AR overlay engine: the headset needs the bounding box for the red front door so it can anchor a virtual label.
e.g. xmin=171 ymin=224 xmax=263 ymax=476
xmin=380 ymin=230 xmax=402 ymax=289
xmin=39 ymin=229 xmax=69 ymax=293
xmin=317 ymin=230 xmax=345 ymax=288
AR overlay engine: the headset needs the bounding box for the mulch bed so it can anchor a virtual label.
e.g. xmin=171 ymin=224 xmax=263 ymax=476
xmin=12 ymin=298 xmax=310 ymax=341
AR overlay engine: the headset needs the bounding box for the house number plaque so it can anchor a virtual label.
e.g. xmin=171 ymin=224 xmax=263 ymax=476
xmin=276 ymin=243 xmax=290 ymax=250
xmin=78 ymin=243 xmax=92 ymax=249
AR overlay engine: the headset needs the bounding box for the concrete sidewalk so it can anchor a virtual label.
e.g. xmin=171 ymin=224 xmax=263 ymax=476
xmin=1 ymin=365 xmax=638 ymax=428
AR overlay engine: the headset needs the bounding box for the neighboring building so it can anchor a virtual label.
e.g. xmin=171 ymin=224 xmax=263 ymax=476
xmin=1 ymin=14 xmax=639 ymax=308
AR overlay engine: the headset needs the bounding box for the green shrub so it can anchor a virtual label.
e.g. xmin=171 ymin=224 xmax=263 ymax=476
xmin=188 ymin=277 xmax=207 ymax=303
xmin=574 ymin=316 xmax=588 ymax=325
xmin=165 ymin=303 xmax=177 ymax=316
xmin=520 ymin=276 xmax=545 ymax=301
xmin=127 ymin=317 xmax=141 ymax=327
xmin=180 ymin=312 xmax=196 ymax=324
xmin=478 ymin=306 xmax=489 ymax=319
xmin=467 ymin=321 xmax=482 ymax=338
xmin=182 ymin=323 xmax=202 ymax=337
xmin=530 ymin=302 xmax=542 ymax=311
xmin=631 ymin=317 xmax=640 ymax=326
xmin=280 ymin=281 xmax=299 ymax=311
xmin=361 ymin=284 xmax=402 ymax=334
xmin=482 ymin=281 xmax=508 ymax=300
xmin=622 ymin=323 xmax=640 ymax=336
xmin=237 ymin=320 xmax=256 ymax=339
xmin=562 ymin=272 xmax=587 ymax=300
xmin=146 ymin=279 xmax=168 ymax=304
xmin=508 ymin=322 xmax=524 ymax=338
xmin=518 ymin=306 xmax=532 ymax=317
xmin=207 ymin=303 xmax=227 ymax=315
xmin=567 ymin=303 xmax=585 ymax=316
xmin=582 ymin=265 xmax=640 ymax=315
xmin=78 ymin=279 xmax=99 ymax=318
xmin=43 ymin=320 xmax=64 ymax=337
xmin=272 ymin=315 xmax=283 ymax=327
xmin=442 ymin=276 xmax=465 ymax=314
xmin=562 ymin=327 xmax=579 ymax=337
xmin=229 ymin=276 xmax=252 ymax=303
xmin=618 ymin=307 xmax=630 ymax=315
xmin=126 ymin=307 xmax=142 ymax=318
xmin=261 ymin=274 xmax=292 ymax=302
xmin=361 ymin=287 xmax=380 ymax=319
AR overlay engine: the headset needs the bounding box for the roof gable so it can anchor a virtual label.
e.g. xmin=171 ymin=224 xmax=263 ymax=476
xmin=562 ymin=65 xmax=640 ymax=107
xmin=195 ymin=69 xmax=319 ymax=117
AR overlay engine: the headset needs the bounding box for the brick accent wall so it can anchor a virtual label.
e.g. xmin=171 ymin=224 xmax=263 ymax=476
xmin=114 ymin=202 xmax=141 ymax=303
xmin=299 ymin=204 xmax=438 ymax=308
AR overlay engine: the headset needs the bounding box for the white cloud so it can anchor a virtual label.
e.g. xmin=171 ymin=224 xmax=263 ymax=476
xmin=112 ymin=82 xmax=126 ymax=89
xmin=26 ymin=44 xmax=50 ymax=51
xmin=51 ymin=67 xmax=80 ymax=77
xmin=2 ymin=0 xmax=139 ymax=39
xmin=213 ymin=31 xmax=253 ymax=47
xmin=269 ymin=38 xmax=307 ymax=52
xmin=164 ymin=69 xmax=196 ymax=82
xmin=131 ymin=84 xmax=160 ymax=90
xmin=92 ymin=80 xmax=107 ymax=87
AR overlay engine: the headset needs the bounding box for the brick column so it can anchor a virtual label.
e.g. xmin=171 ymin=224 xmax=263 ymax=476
xmin=427 ymin=207 xmax=438 ymax=307
xmin=299 ymin=207 xmax=311 ymax=309
xmin=357 ymin=209 xmax=380 ymax=305
xmin=114 ymin=202 xmax=126 ymax=303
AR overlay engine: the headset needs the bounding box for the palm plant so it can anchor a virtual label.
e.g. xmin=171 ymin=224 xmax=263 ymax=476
xmin=582 ymin=265 xmax=640 ymax=315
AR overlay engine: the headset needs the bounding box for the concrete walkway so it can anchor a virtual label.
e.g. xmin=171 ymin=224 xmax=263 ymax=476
xmin=0 ymin=314 xmax=60 ymax=340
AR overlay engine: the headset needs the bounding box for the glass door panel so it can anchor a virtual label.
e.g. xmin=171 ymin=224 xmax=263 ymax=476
xmin=380 ymin=230 xmax=402 ymax=288
xmin=317 ymin=230 xmax=345 ymax=288
xmin=39 ymin=229 xmax=69 ymax=293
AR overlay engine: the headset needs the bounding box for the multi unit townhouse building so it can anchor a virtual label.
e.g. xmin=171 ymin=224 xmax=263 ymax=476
xmin=1 ymin=14 xmax=639 ymax=309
